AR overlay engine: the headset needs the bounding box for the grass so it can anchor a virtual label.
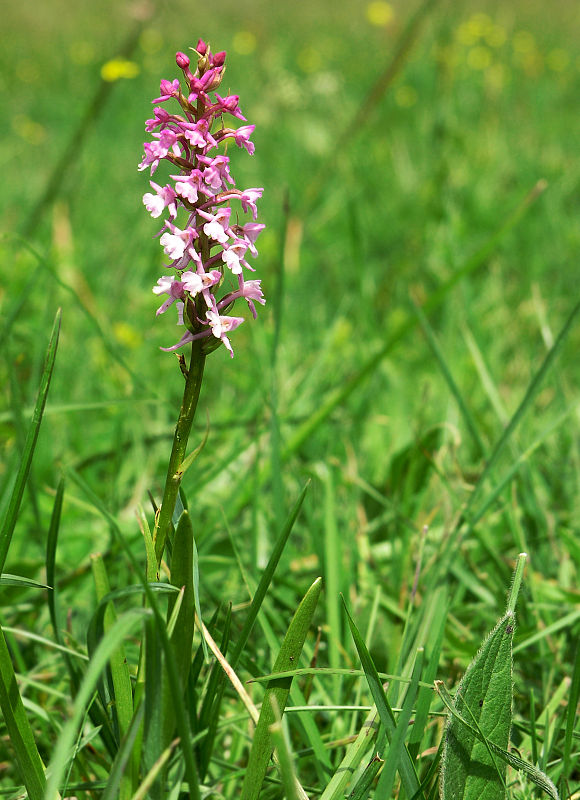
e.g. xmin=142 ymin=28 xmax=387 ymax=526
xmin=1 ymin=0 xmax=579 ymax=797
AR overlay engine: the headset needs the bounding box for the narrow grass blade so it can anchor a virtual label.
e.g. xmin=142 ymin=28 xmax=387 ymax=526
xmin=178 ymin=421 xmax=210 ymax=479
xmin=0 ymin=625 xmax=47 ymax=799
xmin=197 ymin=604 xmax=232 ymax=779
xmin=158 ymin=510 xmax=199 ymax=778
xmin=342 ymin=597 xmax=424 ymax=799
xmin=376 ymin=648 xmax=424 ymax=798
xmin=444 ymin=297 xmax=580 ymax=564
xmin=0 ymin=308 xmax=61 ymax=575
xmin=1 ymin=626 xmax=88 ymax=663
xmin=347 ymin=752 xmax=383 ymax=800
xmin=240 ymin=577 xmax=322 ymax=800
xmin=408 ymin=587 xmax=448 ymax=761
xmin=348 ymin=587 xmax=382 ymax=737
xmin=439 ymin=614 xmax=515 ymax=800
xmin=131 ymin=737 xmax=180 ymax=800
xmin=462 ymin=324 xmax=509 ymax=425
xmin=137 ymin=505 xmax=158 ymax=583
xmin=248 ymin=583 xmax=333 ymax=781
xmin=0 ymin=574 xmax=49 ymax=588
xmin=231 ymin=481 xmax=310 ymax=667
xmin=473 ymin=297 xmax=580 ymax=496
xmin=562 ymin=636 xmax=580 ymax=782
xmin=195 ymin=614 xmax=260 ymax=725
xmin=413 ymin=298 xmax=486 ymax=458
xmin=142 ymin=580 xmax=201 ymax=800
xmin=90 ymin=554 xmax=135 ymax=798
xmin=249 ymin=666 xmax=432 ymax=686
xmin=44 ymin=608 xmax=149 ymax=800
xmin=194 ymin=484 xmax=310 ymax=777
xmin=101 ymin=703 xmax=145 ymax=800
xmin=529 ymin=688 xmax=538 ymax=765
xmin=269 ymin=697 xmax=300 ymax=800
xmin=46 ymin=477 xmax=65 ymax=638
xmin=319 ymin=705 xmax=381 ymax=800
xmin=143 ymin=614 xmax=164 ymax=798
xmin=63 ymin=468 xmax=201 ymax=799
xmin=513 ymin=608 xmax=580 ymax=653
xmin=322 ymin=466 xmax=343 ymax=694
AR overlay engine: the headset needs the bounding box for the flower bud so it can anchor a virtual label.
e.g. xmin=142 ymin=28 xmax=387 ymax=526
xmin=155 ymin=107 xmax=170 ymax=123
xmin=205 ymin=66 xmax=224 ymax=92
xmin=176 ymin=51 xmax=190 ymax=69
xmin=196 ymin=39 xmax=208 ymax=55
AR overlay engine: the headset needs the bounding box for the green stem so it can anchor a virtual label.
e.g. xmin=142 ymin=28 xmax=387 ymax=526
xmin=154 ymin=339 xmax=206 ymax=567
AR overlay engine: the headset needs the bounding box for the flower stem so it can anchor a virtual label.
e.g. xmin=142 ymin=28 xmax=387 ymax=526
xmin=154 ymin=339 xmax=206 ymax=567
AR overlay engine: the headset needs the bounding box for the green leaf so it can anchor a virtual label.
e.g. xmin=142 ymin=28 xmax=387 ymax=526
xmin=46 ymin=477 xmax=65 ymax=639
xmin=0 ymin=308 xmax=61 ymax=576
xmin=0 ymin=625 xmax=47 ymax=799
xmin=90 ymin=554 xmax=135 ymax=799
xmin=159 ymin=509 xmax=199 ymax=771
xmin=412 ymin=300 xmax=486 ymax=458
xmin=375 ymin=648 xmax=424 ymax=798
xmin=342 ymin=597 xmax=424 ymax=799
xmin=319 ymin=704 xmax=380 ymax=800
xmin=440 ymin=613 xmax=514 ymax=800
xmin=269 ymin=700 xmax=300 ymax=800
xmin=196 ymin=484 xmax=310 ymax=777
xmin=197 ymin=604 xmax=232 ymax=779
xmin=141 ymin=580 xmax=201 ymax=800
xmin=240 ymin=576 xmax=322 ymax=800
xmin=63 ymin=467 xmax=200 ymax=799
xmin=137 ymin=504 xmax=158 ymax=583
xmin=437 ymin=681 xmax=559 ymax=800
xmin=440 ymin=554 xmax=559 ymax=800
xmin=437 ymin=298 xmax=580 ymax=574
xmin=231 ymin=481 xmax=310 ymax=668
xmin=168 ymin=510 xmax=197 ymax=687
xmin=101 ymin=703 xmax=145 ymax=800
xmin=347 ymin=753 xmax=383 ymax=800
xmin=142 ymin=614 xmax=164 ymax=799
xmin=563 ymin=636 xmax=580 ymax=783
xmin=45 ymin=608 xmax=149 ymax=800
xmin=0 ymin=573 xmax=49 ymax=589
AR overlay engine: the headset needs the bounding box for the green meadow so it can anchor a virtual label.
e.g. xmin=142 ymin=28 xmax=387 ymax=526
xmin=1 ymin=0 xmax=579 ymax=797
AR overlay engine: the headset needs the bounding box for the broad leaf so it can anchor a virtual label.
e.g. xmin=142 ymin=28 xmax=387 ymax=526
xmin=440 ymin=613 xmax=514 ymax=800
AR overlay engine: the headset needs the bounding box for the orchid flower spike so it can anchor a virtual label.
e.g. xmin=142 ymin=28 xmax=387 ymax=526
xmin=140 ymin=41 xmax=265 ymax=357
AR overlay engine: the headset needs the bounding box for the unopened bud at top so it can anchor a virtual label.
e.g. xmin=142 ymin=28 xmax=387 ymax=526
xmin=176 ymin=51 xmax=190 ymax=69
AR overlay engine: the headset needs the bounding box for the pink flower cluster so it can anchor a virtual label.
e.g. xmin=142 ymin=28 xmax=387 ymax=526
xmin=140 ymin=40 xmax=265 ymax=357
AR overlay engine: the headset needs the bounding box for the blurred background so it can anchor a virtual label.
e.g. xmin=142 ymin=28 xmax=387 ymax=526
xmin=1 ymin=0 xmax=579 ymax=614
